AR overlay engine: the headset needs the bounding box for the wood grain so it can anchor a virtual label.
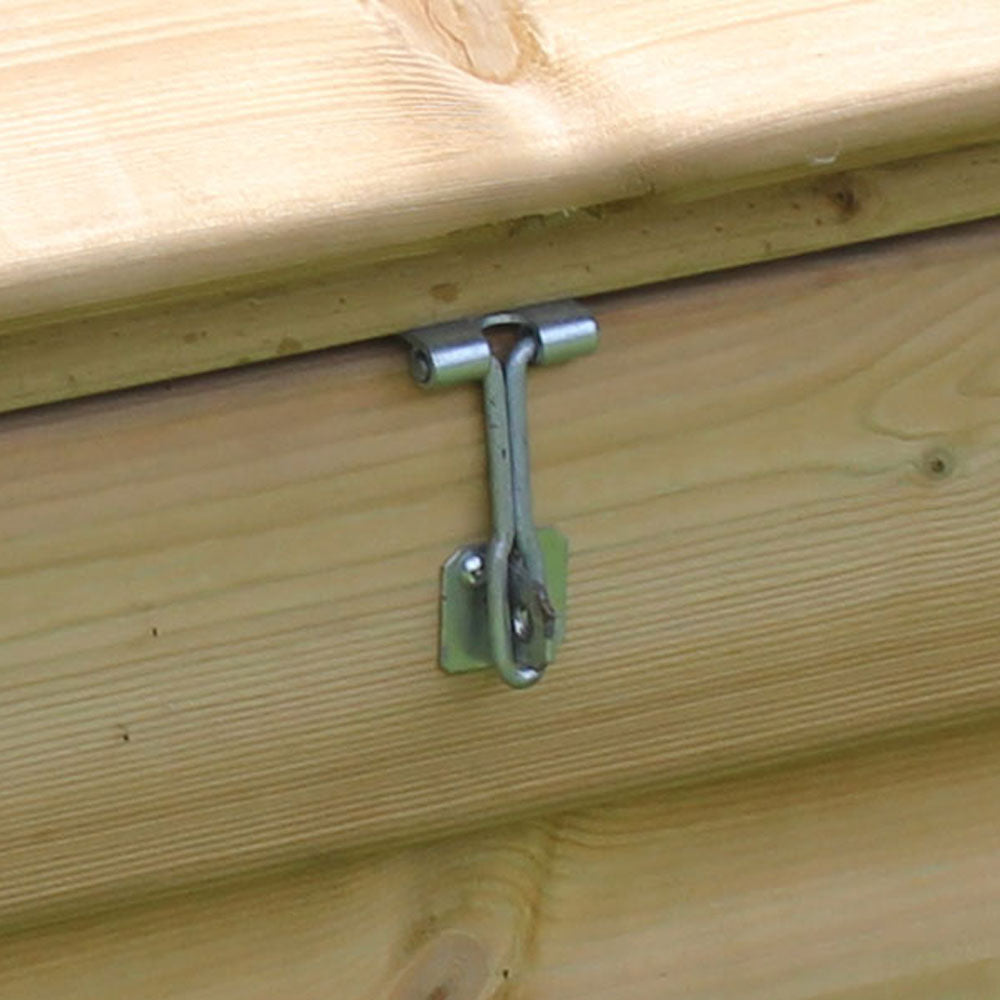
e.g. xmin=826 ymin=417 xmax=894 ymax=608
xmin=2 ymin=142 xmax=1000 ymax=414
xmin=4 ymin=722 xmax=1000 ymax=999
xmin=4 ymin=221 xmax=1000 ymax=924
xmin=2 ymin=0 xmax=1000 ymax=327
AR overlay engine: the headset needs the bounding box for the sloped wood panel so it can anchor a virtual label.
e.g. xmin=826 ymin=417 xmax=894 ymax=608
xmin=2 ymin=0 xmax=1000 ymax=324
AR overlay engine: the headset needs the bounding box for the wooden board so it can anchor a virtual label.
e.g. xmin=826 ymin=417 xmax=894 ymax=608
xmin=2 ymin=1 xmax=1000 ymax=326
xmin=4 ymin=720 xmax=1000 ymax=999
xmin=2 ymin=141 xmax=1000 ymax=414
xmin=4 ymin=220 xmax=1000 ymax=925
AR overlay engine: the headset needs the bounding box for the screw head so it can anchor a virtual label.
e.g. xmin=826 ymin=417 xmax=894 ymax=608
xmin=460 ymin=552 xmax=485 ymax=586
xmin=511 ymin=606 xmax=533 ymax=642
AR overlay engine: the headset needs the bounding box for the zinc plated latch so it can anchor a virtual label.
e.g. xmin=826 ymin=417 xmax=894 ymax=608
xmin=404 ymin=301 xmax=599 ymax=689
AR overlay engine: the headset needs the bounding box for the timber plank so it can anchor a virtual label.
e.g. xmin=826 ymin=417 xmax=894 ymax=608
xmin=3 ymin=221 xmax=1000 ymax=922
xmin=1 ymin=142 xmax=999 ymax=414
xmin=3 ymin=0 xmax=1000 ymax=323
xmin=3 ymin=723 xmax=1000 ymax=998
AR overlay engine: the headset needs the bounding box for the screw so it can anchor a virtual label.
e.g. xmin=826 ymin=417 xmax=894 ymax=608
xmin=511 ymin=606 xmax=533 ymax=641
xmin=460 ymin=552 xmax=485 ymax=586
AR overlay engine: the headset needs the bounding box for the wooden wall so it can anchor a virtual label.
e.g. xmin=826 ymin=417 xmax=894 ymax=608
xmin=3 ymin=221 xmax=1000 ymax=927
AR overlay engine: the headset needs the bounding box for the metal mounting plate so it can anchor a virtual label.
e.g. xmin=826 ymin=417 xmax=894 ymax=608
xmin=440 ymin=527 xmax=569 ymax=675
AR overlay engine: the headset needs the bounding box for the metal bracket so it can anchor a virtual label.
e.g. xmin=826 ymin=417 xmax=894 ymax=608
xmin=404 ymin=301 xmax=599 ymax=688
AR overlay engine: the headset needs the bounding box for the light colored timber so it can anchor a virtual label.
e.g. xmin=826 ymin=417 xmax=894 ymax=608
xmin=3 ymin=2 xmax=1000 ymax=326
xmin=2 ymin=142 xmax=1000 ymax=414
xmin=3 ymin=221 xmax=1000 ymax=924
xmin=4 ymin=722 xmax=1000 ymax=999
